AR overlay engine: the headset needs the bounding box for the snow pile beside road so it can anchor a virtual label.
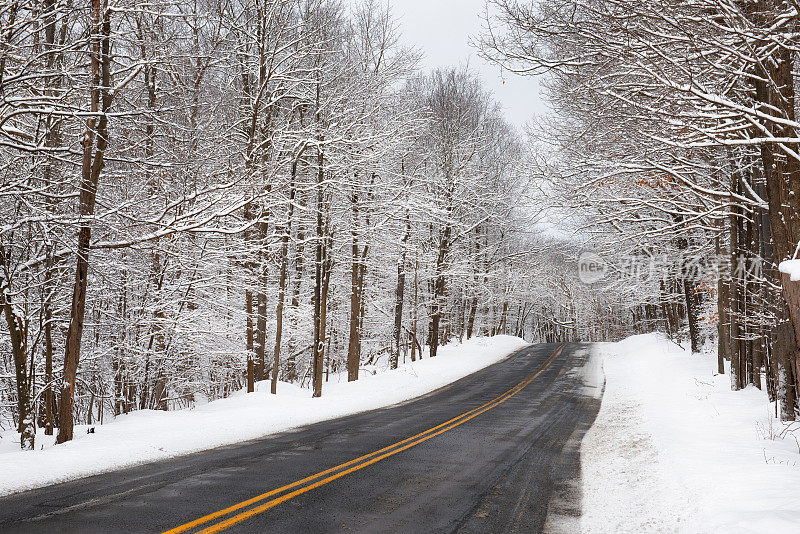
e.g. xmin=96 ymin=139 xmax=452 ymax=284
xmin=582 ymin=333 xmax=800 ymax=533
xmin=0 ymin=335 xmax=527 ymax=497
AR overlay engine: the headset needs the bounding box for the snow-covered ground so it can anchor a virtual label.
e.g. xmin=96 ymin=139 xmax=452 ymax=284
xmin=0 ymin=335 xmax=528 ymax=497
xmin=582 ymin=333 xmax=800 ymax=533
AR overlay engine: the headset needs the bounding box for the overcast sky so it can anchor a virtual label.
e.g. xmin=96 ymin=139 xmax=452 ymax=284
xmin=389 ymin=0 xmax=548 ymax=130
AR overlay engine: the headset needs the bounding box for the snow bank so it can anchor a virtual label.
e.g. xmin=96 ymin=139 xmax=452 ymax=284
xmin=0 ymin=335 xmax=527 ymax=497
xmin=582 ymin=333 xmax=800 ymax=533
xmin=779 ymin=259 xmax=800 ymax=282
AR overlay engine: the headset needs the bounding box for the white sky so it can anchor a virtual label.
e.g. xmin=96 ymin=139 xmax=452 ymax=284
xmin=389 ymin=0 xmax=548 ymax=130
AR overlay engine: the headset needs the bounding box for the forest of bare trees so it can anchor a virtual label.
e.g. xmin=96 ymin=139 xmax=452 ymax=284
xmin=1 ymin=0 xmax=604 ymax=451
xmin=483 ymin=0 xmax=800 ymax=419
xmin=5 ymin=0 xmax=800 ymax=454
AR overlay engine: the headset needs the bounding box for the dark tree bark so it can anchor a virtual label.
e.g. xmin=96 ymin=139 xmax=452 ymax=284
xmin=682 ymin=277 xmax=701 ymax=353
xmin=747 ymin=8 xmax=800 ymax=412
xmin=272 ymin=238 xmax=288 ymax=394
xmin=40 ymin=0 xmax=65 ymax=437
xmin=498 ymin=301 xmax=509 ymax=336
xmin=0 ymin=251 xmax=34 ymax=450
xmin=245 ymin=289 xmax=255 ymax=392
xmin=391 ymin=213 xmax=410 ymax=369
xmin=312 ymin=134 xmax=329 ymax=398
xmin=675 ymin=225 xmax=700 ymax=353
xmin=272 ymin=156 xmax=299 ymax=394
xmin=729 ymin=193 xmax=745 ymax=391
xmin=717 ymin=279 xmax=730 ymax=375
xmin=430 ymin=222 xmax=452 ymax=358
xmin=43 ymin=294 xmax=55 ymax=434
xmin=774 ymin=314 xmax=798 ymax=421
xmin=465 ymin=227 xmax=482 ymax=340
xmin=255 ymin=251 xmax=268 ymax=382
xmin=410 ymin=259 xmax=419 ymax=362
xmin=287 ymin=194 xmax=305 ymax=383
xmin=57 ymin=0 xmax=111 ymax=444
xmin=347 ymin=191 xmax=362 ymax=381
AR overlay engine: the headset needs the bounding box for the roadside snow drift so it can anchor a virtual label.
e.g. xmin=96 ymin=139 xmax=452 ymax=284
xmin=0 ymin=335 xmax=527 ymax=497
xmin=583 ymin=333 xmax=800 ymax=533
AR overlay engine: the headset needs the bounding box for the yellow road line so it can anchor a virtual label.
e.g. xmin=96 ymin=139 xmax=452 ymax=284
xmin=163 ymin=344 xmax=564 ymax=534
xmin=163 ymin=344 xmax=559 ymax=534
xmin=162 ymin=349 xmax=544 ymax=534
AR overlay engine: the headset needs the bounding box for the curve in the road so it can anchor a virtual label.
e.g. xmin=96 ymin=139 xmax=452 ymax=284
xmin=167 ymin=345 xmax=564 ymax=534
xmin=0 ymin=342 xmax=602 ymax=534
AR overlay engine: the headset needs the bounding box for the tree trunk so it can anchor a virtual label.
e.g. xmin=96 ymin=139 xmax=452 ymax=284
xmin=347 ymin=192 xmax=361 ymax=381
xmin=683 ymin=277 xmax=701 ymax=353
xmin=315 ymin=221 xmax=332 ymax=397
xmin=410 ymin=258 xmax=419 ymax=362
xmin=272 ymin=237 xmax=288 ymax=394
xmin=287 ymin=208 xmax=305 ymax=383
xmin=774 ymin=316 xmax=797 ymax=421
xmin=58 ymin=0 xmax=110 ymax=444
xmin=245 ymin=290 xmax=255 ymax=392
xmin=676 ymin=225 xmax=700 ymax=353
xmin=312 ymin=131 xmax=327 ymax=398
xmin=391 ymin=214 xmax=409 ymax=370
xmin=750 ymin=25 xmax=800 ymax=407
xmin=272 ymin=160 xmax=297 ymax=394
xmin=729 ymin=181 xmax=745 ymax=390
xmin=717 ymin=279 xmax=730 ymax=375
xmin=430 ymin=223 xmax=452 ymax=358
xmin=255 ymin=248 xmax=268 ymax=382
xmin=466 ymin=296 xmax=478 ymax=340
xmin=40 ymin=1 xmax=62 ymax=435
xmin=498 ymin=301 xmax=509 ymax=336
xmin=0 ymin=262 xmax=34 ymax=450
xmin=43 ymin=262 xmax=56 ymax=434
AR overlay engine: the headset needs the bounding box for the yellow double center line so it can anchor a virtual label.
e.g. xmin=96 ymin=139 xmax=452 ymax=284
xmin=163 ymin=344 xmax=564 ymax=534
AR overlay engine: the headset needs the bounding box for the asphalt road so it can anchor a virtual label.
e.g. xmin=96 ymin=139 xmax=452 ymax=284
xmin=0 ymin=343 xmax=603 ymax=534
